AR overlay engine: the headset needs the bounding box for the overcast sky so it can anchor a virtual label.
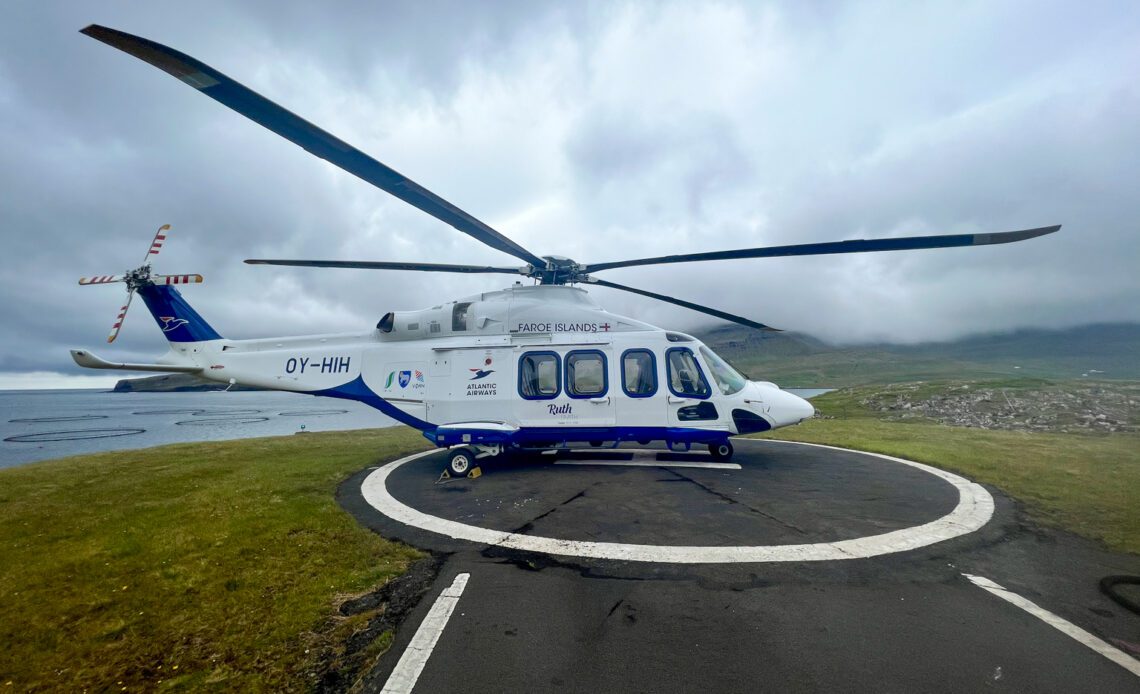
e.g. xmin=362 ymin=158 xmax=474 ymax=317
xmin=2 ymin=1 xmax=1138 ymax=388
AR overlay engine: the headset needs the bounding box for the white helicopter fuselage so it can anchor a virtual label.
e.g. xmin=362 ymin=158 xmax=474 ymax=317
xmin=152 ymin=284 xmax=814 ymax=450
xmin=74 ymin=24 xmax=1058 ymax=467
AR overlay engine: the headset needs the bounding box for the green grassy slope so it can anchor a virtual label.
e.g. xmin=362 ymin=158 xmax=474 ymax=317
xmin=0 ymin=428 xmax=431 ymax=691
xmin=701 ymin=322 xmax=1140 ymax=386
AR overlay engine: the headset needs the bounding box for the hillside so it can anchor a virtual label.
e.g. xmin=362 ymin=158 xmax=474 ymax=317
xmin=700 ymin=322 xmax=1140 ymax=386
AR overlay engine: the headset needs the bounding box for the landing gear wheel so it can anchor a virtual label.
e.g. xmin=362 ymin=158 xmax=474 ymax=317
xmin=709 ymin=441 xmax=734 ymax=461
xmin=447 ymin=448 xmax=475 ymax=477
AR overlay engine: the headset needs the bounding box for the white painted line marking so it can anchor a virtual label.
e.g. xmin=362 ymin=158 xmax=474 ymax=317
xmin=555 ymin=459 xmax=741 ymax=470
xmin=360 ymin=441 xmax=994 ymax=563
xmin=963 ymin=573 xmax=1140 ymax=678
xmin=381 ymin=572 xmax=471 ymax=694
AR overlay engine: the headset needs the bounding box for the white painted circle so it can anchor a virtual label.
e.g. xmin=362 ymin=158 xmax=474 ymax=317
xmin=360 ymin=440 xmax=995 ymax=564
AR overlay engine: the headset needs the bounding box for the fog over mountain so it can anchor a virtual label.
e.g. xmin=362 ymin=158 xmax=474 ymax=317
xmin=2 ymin=2 xmax=1138 ymax=388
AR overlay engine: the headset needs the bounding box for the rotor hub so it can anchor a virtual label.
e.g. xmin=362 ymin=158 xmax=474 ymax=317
xmin=535 ymin=256 xmax=583 ymax=285
xmin=124 ymin=264 xmax=153 ymax=290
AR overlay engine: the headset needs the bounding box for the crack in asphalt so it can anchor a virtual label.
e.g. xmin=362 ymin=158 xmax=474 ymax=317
xmin=507 ymin=488 xmax=589 ymax=535
xmin=665 ymin=468 xmax=809 ymax=535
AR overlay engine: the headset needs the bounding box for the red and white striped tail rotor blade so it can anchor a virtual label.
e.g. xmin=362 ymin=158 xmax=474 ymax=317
xmin=143 ymin=223 xmax=172 ymax=262
xmin=153 ymin=273 xmax=204 ymax=285
xmin=78 ymin=275 xmax=125 ymax=286
xmin=107 ymin=289 xmax=135 ymax=343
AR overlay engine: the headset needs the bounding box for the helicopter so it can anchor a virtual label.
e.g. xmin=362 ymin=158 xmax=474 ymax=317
xmin=71 ymin=25 xmax=1060 ymax=476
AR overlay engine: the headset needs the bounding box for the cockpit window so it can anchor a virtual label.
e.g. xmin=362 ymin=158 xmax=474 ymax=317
xmin=666 ymin=348 xmax=711 ymax=398
xmin=699 ymin=346 xmax=747 ymax=395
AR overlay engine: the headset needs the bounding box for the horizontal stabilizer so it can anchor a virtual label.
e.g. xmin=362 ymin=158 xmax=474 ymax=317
xmin=70 ymin=349 xmax=203 ymax=373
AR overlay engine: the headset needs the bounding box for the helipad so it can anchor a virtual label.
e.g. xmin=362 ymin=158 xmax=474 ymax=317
xmin=359 ymin=438 xmax=994 ymax=563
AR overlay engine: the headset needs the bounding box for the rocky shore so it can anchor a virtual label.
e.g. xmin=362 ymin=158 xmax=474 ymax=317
xmin=855 ymin=381 xmax=1139 ymax=433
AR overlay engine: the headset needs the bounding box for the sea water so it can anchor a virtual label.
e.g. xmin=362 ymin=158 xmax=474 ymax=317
xmin=0 ymin=388 xmax=830 ymax=469
xmin=0 ymin=389 xmax=396 ymax=469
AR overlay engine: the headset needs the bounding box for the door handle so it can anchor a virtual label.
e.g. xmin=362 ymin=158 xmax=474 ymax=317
xmin=667 ymin=395 xmax=693 ymax=405
xmin=590 ymin=396 xmax=610 ymax=404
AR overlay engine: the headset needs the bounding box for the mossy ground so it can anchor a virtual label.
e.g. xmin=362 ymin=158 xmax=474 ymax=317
xmin=0 ymin=427 xmax=431 ymax=691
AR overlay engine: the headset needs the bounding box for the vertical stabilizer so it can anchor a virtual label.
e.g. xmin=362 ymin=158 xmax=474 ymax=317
xmin=137 ymin=284 xmax=222 ymax=342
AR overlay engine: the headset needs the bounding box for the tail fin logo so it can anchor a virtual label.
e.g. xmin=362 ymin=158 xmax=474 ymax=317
xmin=159 ymin=316 xmax=189 ymax=332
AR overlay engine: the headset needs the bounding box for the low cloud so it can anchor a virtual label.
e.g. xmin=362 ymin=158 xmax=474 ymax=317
xmin=2 ymin=1 xmax=1138 ymax=385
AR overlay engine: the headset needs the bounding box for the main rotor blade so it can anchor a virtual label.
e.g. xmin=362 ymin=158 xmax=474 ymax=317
xmin=584 ymin=225 xmax=1061 ymax=273
xmin=245 ymin=258 xmax=525 ymax=275
xmin=81 ymin=25 xmax=548 ymax=270
xmin=587 ymin=278 xmax=779 ymax=332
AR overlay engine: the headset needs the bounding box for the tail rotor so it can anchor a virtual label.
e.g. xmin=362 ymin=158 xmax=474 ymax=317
xmin=78 ymin=224 xmax=204 ymax=343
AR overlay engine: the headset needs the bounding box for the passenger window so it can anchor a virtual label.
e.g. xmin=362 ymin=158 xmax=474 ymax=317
xmin=666 ymin=348 xmax=711 ymax=398
xmin=518 ymin=352 xmax=560 ymax=399
xmin=566 ymin=351 xmax=607 ymax=398
xmin=621 ymin=349 xmax=657 ymax=397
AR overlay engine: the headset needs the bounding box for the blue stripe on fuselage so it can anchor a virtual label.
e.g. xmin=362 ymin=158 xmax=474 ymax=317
xmin=310 ymin=375 xmax=436 ymax=432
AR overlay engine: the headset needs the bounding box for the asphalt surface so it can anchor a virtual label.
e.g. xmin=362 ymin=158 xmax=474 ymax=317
xmin=339 ymin=439 xmax=1140 ymax=692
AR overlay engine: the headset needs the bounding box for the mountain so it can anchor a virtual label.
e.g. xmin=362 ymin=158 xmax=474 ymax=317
xmin=698 ymin=323 xmax=1140 ymax=386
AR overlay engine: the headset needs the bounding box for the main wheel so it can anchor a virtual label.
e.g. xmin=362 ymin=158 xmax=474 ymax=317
xmin=709 ymin=441 xmax=734 ymax=461
xmin=447 ymin=448 xmax=475 ymax=477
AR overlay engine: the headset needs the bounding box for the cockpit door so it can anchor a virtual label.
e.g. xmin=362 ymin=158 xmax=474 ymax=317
xmin=664 ymin=347 xmax=718 ymax=426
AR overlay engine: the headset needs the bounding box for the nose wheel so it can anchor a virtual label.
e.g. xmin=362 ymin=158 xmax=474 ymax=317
xmin=709 ymin=441 xmax=734 ymax=461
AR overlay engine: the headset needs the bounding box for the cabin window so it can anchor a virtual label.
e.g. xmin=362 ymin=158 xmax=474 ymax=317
xmin=452 ymin=302 xmax=472 ymax=331
xmin=518 ymin=351 xmax=561 ymax=399
xmin=666 ymin=347 xmax=711 ymax=399
xmin=621 ymin=349 xmax=657 ymax=397
xmin=566 ymin=350 xmax=607 ymax=398
xmin=699 ymin=346 xmax=747 ymax=395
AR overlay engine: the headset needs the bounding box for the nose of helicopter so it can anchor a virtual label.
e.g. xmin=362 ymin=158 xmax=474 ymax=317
xmin=751 ymin=382 xmax=816 ymax=427
xmin=772 ymin=389 xmax=816 ymax=426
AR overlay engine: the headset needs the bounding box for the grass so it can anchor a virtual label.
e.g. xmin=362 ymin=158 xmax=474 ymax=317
xmin=0 ymin=427 xmax=432 ymax=692
xmin=755 ymin=384 xmax=1140 ymax=555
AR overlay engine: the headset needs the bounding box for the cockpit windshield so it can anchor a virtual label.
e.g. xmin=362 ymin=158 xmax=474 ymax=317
xmin=699 ymin=346 xmax=748 ymax=395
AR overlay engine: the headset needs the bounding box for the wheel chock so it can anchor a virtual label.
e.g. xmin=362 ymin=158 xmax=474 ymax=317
xmin=436 ymin=467 xmax=481 ymax=484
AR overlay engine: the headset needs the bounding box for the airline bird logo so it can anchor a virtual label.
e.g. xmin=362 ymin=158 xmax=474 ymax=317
xmin=469 ymin=368 xmax=495 ymax=380
xmin=159 ymin=316 xmax=189 ymax=332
